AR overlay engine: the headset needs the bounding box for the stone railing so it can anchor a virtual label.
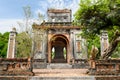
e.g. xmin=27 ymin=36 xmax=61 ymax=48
xmin=0 ymin=58 xmax=34 ymax=76
xmin=74 ymin=59 xmax=88 ymax=63
xmin=72 ymin=59 xmax=89 ymax=69
xmin=88 ymin=59 xmax=120 ymax=75
xmin=33 ymin=59 xmax=47 ymax=69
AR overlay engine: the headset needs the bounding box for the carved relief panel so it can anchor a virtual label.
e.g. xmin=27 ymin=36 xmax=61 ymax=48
xmin=74 ymin=34 xmax=83 ymax=59
xmin=75 ymin=34 xmax=82 ymax=53
xmin=33 ymin=30 xmax=45 ymax=59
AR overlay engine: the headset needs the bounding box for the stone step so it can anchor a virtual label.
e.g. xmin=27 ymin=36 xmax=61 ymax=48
xmin=0 ymin=76 xmax=95 ymax=80
xmin=1 ymin=76 xmax=120 ymax=80
xmin=47 ymin=63 xmax=72 ymax=69
xmin=33 ymin=69 xmax=88 ymax=76
xmin=32 ymin=69 xmax=94 ymax=80
xmin=30 ymin=76 xmax=95 ymax=80
xmin=51 ymin=59 xmax=66 ymax=63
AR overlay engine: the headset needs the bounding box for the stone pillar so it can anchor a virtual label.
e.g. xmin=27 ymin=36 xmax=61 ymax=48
xmin=7 ymin=28 xmax=17 ymax=58
xmin=73 ymin=30 xmax=88 ymax=59
xmin=100 ymin=31 xmax=109 ymax=56
xmin=70 ymin=30 xmax=74 ymax=59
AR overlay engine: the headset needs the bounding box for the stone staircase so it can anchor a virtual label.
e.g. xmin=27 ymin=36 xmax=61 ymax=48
xmin=31 ymin=63 xmax=95 ymax=80
xmin=32 ymin=69 xmax=95 ymax=80
xmin=30 ymin=63 xmax=94 ymax=80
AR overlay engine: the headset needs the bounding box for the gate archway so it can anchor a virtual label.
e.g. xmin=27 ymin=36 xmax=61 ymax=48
xmin=48 ymin=34 xmax=70 ymax=63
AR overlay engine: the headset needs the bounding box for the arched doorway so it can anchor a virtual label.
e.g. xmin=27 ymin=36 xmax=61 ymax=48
xmin=48 ymin=34 xmax=69 ymax=63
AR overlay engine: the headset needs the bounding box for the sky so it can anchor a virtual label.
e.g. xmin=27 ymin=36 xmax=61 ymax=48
xmin=0 ymin=0 xmax=79 ymax=33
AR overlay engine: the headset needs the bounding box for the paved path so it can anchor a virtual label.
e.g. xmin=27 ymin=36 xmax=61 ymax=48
xmin=33 ymin=69 xmax=89 ymax=77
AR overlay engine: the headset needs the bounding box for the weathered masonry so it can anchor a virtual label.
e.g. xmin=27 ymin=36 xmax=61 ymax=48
xmin=32 ymin=9 xmax=87 ymax=63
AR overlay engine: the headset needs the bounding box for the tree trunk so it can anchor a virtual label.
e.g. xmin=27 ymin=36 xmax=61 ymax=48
xmin=101 ymin=31 xmax=120 ymax=60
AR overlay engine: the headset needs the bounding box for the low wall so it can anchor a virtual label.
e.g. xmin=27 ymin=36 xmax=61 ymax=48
xmin=89 ymin=59 xmax=120 ymax=75
xmin=33 ymin=59 xmax=47 ymax=69
xmin=0 ymin=58 xmax=34 ymax=76
xmin=72 ymin=59 xmax=89 ymax=68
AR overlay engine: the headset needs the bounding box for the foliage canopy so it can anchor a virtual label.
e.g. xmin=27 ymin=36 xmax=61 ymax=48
xmin=0 ymin=32 xmax=9 ymax=58
xmin=74 ymin=0 xmax=120 ymax=58
xmin=16 ymin=32 xmax=32 ymax=58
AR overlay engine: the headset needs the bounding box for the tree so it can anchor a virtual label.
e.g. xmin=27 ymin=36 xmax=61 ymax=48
xmin=16 ymin=5 xmax=44 ymax=58
xmin=17 ymin=5 xmax=33 ymax=36
xmin=101 ymin=30 xmax=120 ymax=59
xmin=16 ymin=32 xmax=32 ymax=58
xmin=74 ymin=0 xmax=120 ymax=59
xmin=16 ymin=6 xmax=33 ymax=58
xmin=0 ymin=32 xmax=9 ymax=58
xmin=23 ymin=5 xmax=32 ymax=34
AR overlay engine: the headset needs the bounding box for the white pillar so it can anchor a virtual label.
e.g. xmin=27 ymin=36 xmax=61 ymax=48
xmin=7 ymin=28 xmax=17 ymax=58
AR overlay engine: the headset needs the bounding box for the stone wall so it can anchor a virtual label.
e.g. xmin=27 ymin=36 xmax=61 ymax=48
xmin=33 ymin=59 xmax=47 ymax=69
xmin=0 ymin=58 xmax=34 ymax=76
xmin=89 ymin=59 xmax=120 ymax=75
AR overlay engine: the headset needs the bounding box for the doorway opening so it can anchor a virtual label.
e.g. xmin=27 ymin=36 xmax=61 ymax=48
xmin=50 ymin=35 xmax=68 ymax=63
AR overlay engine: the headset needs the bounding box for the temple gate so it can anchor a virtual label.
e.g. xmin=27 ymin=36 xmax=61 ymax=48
xmin=32 ymin=9 xmax=88 ymax=63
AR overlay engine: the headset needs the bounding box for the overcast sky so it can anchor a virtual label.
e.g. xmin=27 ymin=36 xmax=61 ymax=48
xmin=0 ymin=0 xmax=79 ymax=33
